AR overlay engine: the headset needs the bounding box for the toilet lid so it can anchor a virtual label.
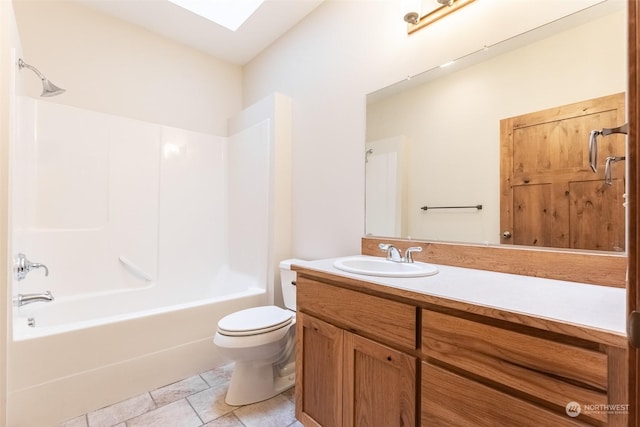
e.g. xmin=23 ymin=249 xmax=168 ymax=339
xmin=217 ymin=306 xmax=293 ymax=337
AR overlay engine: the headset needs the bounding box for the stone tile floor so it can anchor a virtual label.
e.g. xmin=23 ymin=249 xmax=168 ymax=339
xmin=58 ymin=364 xmax=302 ymax=427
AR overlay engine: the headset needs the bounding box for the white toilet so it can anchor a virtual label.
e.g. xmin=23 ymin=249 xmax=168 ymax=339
xmin=213 ymin=259 xmax=301 ymax=405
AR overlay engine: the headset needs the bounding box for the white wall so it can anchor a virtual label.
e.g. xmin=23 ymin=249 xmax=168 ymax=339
xmin=12 ymin=0 xmax=242 ymax=135
xmin=243 ymin=0 xmax=614 ymax=259
xmin=367 ymin=9 xmax=626 ymax=244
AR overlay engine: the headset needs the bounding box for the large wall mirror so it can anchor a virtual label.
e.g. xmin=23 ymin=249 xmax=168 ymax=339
xmin=366 ymin=1 xmax=627 ymax=253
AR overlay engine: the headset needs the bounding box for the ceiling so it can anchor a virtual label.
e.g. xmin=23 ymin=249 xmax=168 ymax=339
xmin=75 ymin=0 xmax=325 ymax=65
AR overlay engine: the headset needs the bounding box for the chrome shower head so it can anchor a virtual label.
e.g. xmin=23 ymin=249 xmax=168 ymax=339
xmin=18 ymin=58 xmax=66 ymax=97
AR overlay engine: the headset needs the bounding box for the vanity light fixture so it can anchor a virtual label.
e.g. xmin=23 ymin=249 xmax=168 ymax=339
xmin=403 ymin=0 xmax=421 ymax=25
xmin=406 ymin=0 xmax=476 ymax=35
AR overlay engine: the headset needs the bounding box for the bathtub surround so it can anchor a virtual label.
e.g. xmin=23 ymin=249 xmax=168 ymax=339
xmin=7 ymin=93 xmax=292 ymax=426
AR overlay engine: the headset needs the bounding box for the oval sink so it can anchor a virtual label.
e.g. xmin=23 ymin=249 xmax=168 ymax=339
xmin=333 ymin=256 xmax=438 ymax=278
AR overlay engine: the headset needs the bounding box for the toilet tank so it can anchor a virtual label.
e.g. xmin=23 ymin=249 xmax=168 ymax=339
xmin=279 ymin=259 xmax=304 ymax=311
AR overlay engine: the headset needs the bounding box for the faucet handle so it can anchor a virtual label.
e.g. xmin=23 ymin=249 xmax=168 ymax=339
xmin=14 ymin=253 xmax=49 ymax=281
xmin=404 ymin=247 xmax=423 ymax=263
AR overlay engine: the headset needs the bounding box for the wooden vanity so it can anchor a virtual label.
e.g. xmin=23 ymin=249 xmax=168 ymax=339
xmin=293 ymin=252 xmax=627 ymax=427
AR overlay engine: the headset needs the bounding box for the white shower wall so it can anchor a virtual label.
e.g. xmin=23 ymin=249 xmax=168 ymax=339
xmin=12 ymin=97 xmax=270 ymax=300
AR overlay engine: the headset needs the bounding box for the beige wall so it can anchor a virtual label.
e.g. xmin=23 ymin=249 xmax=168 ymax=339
xmin=0 ymin=1 xmax=21 ymax=425
xmin=243 ymin=0 xmax=612 ymax=260
xmin=12 ymin=0 xmax=242 ymax=135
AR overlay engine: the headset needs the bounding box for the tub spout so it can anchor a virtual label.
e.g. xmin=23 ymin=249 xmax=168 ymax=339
xmin=14 ymin=291 xmax=54 ymax=307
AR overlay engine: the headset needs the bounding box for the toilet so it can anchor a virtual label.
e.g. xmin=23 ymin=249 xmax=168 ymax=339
xmin=213 ymin=259 xmax=301 ymax=405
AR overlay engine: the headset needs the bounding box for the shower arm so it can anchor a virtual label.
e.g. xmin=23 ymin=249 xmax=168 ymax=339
xmin=18 ymin=59 xmax=47 ymax=81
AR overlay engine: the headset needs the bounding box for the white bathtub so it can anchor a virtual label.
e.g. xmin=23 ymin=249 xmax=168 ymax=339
xmin=7 ymin=270 xmax=267 ymax=427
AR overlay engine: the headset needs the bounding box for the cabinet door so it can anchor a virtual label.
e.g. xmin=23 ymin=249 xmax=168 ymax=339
xmin=343 ymin=332 xmax=416 ymax=427
xmin=422 ymin=362 xmax=587 ymax=426
xmin=296 ymin=312 xmax=343 ymax=427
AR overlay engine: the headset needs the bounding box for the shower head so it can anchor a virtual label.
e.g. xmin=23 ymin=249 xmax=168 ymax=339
xmin=18 ymin=58 xmax=66 ymax=97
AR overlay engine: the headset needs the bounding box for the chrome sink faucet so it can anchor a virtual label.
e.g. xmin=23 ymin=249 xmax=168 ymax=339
xmin=14 ymin=291 xmax=54 ymax=307
xmin=378 ymin=244 xmax=423 ymax=263
xmin=404 ymin=246 xmax=423 ymax=263
xmin=379 ymin=243 xmax=403 ymax=262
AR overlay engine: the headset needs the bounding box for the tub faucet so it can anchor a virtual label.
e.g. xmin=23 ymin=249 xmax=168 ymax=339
xmin=14 ymin=291 xmax=54 ymax=307
xmin=14 ymin=253 xmax=49 ymax=281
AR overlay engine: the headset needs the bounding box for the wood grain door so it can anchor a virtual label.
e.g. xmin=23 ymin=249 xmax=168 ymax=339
xmin=500 ymin=93 xmax=626 ymax=250
xmin=295 ymin=312 xmax=343 ymax=427
xmin=343 ymin=332 xmax=416 ymax=427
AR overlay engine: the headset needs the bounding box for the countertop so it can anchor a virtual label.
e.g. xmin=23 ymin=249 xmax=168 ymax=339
xmin=293 ymin=256 xmax=626 ymax=338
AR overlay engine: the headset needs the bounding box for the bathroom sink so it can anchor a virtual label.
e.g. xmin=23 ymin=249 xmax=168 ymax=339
xmin=333 ymin=256 xmax=438 ymax=278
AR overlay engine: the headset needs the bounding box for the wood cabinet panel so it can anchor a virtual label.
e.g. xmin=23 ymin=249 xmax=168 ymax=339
xmin=297 ymin=276 xmax=416 ymax=349
xmin=422 ymin=362 xmax=589 ymax=426
xmin=422 ymin=309 xmax=608 ymax=423
xmin=296 ymin=313 xmax=343 ymax=427
xmin=343 ymin=333 xmax=416 ymax=427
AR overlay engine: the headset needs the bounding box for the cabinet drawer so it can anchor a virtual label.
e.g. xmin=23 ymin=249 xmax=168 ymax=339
xmin=297 ymin=277 xmax=416 ymax=349
xmin=422 ymin=362 xmax=586 ymax=426
xmin=422 ymin=309 xmax=608 ymax=424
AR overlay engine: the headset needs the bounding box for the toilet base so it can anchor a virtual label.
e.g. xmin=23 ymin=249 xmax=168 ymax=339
xmin=225 ymin=360 xmax=295 ymax=406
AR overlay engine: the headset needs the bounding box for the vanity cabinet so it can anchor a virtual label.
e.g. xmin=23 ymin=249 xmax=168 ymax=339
xmin=421 ymin=309 xmax=621 ymax=426
xmin=295 ymin=277 xmax=417 ymax=427
xmin=294 ymin=269 xmax=627 ymax=427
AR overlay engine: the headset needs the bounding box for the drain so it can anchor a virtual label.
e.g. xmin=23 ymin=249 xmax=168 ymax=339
xmin=27 ymin=317 xmax=35 ymax=327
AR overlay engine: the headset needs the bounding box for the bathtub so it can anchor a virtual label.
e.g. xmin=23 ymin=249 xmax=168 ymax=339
xmin=7 ymin=269 xmax=267 ymax=427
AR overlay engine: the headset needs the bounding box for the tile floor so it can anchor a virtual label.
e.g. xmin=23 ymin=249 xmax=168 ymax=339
xmin=58 ymin=364 xmax=302 ymax=427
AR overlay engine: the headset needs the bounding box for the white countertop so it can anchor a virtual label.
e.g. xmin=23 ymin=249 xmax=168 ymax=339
xmin=294 ymin=256 xmax=627 ymax=335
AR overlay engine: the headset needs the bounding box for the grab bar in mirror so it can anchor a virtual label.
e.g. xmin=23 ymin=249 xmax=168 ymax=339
xmin=589 ymin=123 xmax=627 ymax=173
xmin=420 ymin=204 xmax=482 ymax=211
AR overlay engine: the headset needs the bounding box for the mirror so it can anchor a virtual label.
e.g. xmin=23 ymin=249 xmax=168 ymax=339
xmin=365 ymin=2 xmax=627 ymax=252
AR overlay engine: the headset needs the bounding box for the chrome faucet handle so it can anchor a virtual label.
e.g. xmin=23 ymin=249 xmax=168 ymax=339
xmin=14 ymin=253 xmax=49 ymax=281
xmin=404 ymin=247 xmax=423 ymax=263
xmin=378 ymin=243 xmax=403 ymax=262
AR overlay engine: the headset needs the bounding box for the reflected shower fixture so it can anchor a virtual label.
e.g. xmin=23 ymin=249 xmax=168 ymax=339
xmin=18 ymin=58 xmax=65 ymax=97
xmin=436 ymin=0 xmax=455 ymax=6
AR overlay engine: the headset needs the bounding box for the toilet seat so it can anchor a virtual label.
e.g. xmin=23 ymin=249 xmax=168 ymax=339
xmin=217 ymin=306 xmax=294 ymax=337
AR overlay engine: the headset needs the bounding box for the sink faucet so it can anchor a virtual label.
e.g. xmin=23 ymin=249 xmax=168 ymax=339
xmin=378 ymin=243 xmax=403 ymax=261
xmin=14 ymin=291 xmax=54 ymax=307
xmin=404 ymin=246 xmax=423 ymax=263
xmin=378 ymin=244 xmax=423 ymax=263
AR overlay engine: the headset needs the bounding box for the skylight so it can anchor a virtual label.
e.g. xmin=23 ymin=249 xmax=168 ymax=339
xmin=167 ymin=0 xmax=265 ymax=31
